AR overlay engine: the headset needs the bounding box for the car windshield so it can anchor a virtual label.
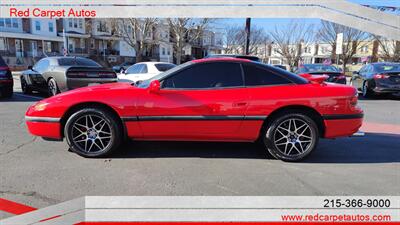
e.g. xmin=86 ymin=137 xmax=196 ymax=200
xmin=301 ymin=64 xmax=340 ymax=73
xmin=137 ymin=61 xmax=193 ymax=88
xmin=155 ymin=63 xmax=176 ymax=72
xmin=0 ymin=56 xmax=7 ymax=67
xmin=58 ymin=58 xmax=101 ymax=67
xmin=374 ymin=64 xmax=400 ymax=73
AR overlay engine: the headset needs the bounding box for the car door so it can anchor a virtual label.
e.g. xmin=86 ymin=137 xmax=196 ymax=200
xmin=136 ymin=61 xmax=250 ymax=141
xmin=352 ymin=65 xmax=366 ymax=90
xmin=25 ymin=59 xmax=48 ymax=91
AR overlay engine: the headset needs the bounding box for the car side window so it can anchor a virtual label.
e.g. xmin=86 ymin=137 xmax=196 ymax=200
xmin=140 ymin=65 xmax=148 ymax=74
xmin=33 ymin=59 xmax=49 ymax=73
xmin=126 ymin=64 xmax=141 ymax=74
xmin=162 ymin=62 xmax=243 ymax=89
xmin=243 ymin=64 xmax=292 ymax=86
xmin=359 ymin=66 xmax=366 ymax=75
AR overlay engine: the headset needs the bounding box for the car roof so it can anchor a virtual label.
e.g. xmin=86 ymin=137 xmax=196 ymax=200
xmin=370 ymin=62 xmax=400 ymax=65
xmin=136 ymin=62 xmax=174 ymax=65
xmin=192 ymin=57 xmax=251 ymax=63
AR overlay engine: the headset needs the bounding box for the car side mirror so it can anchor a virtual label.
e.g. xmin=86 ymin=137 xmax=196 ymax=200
xmin=28 ymin=65 xmax=33 ymax=70
xmin=352 ymin=71 xmax=359 ymax=76
xmin=148 ymin=80 xmax=160 ymax=93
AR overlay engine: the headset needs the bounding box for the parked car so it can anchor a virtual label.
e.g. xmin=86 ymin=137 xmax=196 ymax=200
xmin=25 ymin=57 xmax=363 ymax=161
xmin=205 ymin=54 xmax=261 ymax=62
xmin=295 ymin=64 xmax=346 ymax=84
xmin=351 ymin=62 xmax=400 ymax=98
xmin=112 ymin=62 xmax=134 ymax=74
xmin=0 ymin=56 xmax=13 ymax=98
xmin=273 ymin=65 xmax=287 ymax=70
xmin=21 ymin=57 xmax=117 ymax=96
xmin=118 ymin=62 xmax=176 ymax=83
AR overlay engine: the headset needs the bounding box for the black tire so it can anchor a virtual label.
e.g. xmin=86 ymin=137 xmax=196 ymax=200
xmin=362 ymin=81 xmax=374 ymax=98
xmin=262 ymin=113 xmax=319 ymax=162
xmin=21 ymin=76 xmax=32 ymax=94
xmin=1 ymin=88 xmax=13 ymax=98
xmin=64 ymin=108 xmax=123 ymax=157
xmin=48 ymin=78 xmax=60 ymax=96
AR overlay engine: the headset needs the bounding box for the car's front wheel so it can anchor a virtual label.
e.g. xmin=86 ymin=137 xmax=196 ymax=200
xmin=21 ymin=76 xmax=32 ymax=94
xmin=362 ymin=81 xmax=374 ymax=98
xmin=48 ymin=78 xmax=60 ymax=96
xmin=263 ymin=113 xmax=319 ymax=162
xmin=64 ymin=108 xmax=122 ymax=157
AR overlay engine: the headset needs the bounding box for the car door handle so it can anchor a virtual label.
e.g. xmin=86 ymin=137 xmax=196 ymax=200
xmin=233 ymin=102 xmax=247 ymax=107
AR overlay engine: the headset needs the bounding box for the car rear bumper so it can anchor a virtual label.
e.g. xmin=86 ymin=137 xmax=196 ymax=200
xmin=25 ymin=116 xmax=62 ymax=140
xmin=66 ymin=78 xmax=117 ymax=90
xmin=323 ymin=113 xmax=363 ymax=138
xmin=0 ymin=79 xmax=14 ymax=88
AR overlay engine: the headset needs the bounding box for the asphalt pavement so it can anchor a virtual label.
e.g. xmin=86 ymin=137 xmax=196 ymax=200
xmin=1 ymin=76 xmax=399 ymax=219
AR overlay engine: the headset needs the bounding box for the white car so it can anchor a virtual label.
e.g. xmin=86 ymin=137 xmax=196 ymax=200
xmin=118 ymin=62 xmax=176 ymax=83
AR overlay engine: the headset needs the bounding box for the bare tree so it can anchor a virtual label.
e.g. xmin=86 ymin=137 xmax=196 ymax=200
xmin=317 ymin=20 xmax=371 ymax=70
xmin=117 ymin=18 xmax=159 ymax=63
xmin=223 ymin=25 xmax=269 ymax=56
xmin=167 ymin=18 xmax=213 ymax=64
xmin=373 ymin=37 xmax=400 ymax=62
xmin=269 ymin=22 xmax=315 ymax=70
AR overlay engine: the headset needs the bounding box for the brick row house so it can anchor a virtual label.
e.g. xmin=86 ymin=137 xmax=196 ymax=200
xmin=1 ymin=18 xmax=224 ymax=69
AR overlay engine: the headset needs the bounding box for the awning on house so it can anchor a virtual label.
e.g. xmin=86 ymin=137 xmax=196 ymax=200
xmin=92 ymin=35 xmax=120 ymax=41
xmin=58 ymin=31 xmax=90 ymax=38
xmin=0 ymin=32 xmax=63 ymax=42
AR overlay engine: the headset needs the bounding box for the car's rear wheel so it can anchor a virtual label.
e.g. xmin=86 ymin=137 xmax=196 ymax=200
xmin=21 ymin=76 xmax=32 ymax=94
xmin=263 ymin=113 xmax=319 ymax=162
xmin=362 ymin=81 xmax=374 ymax=98
xmin=64 ymin=108 xmax=122 ymax=157
xmin=48 ymin=78 xmax=60 ymax=96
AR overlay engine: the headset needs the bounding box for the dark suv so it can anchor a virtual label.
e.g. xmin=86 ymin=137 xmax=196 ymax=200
xmin=0 ymin=56 xmax=13 ymax=98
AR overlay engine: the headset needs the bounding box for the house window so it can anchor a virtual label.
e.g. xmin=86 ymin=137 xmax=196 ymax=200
xmin=68 ymin=19 xmax=73 ymax=28
xmin=45 ymin=42 xmax=52 ymax=52
xmin=90 ymin=39 xmax=95 ymax=49
xmin=35 ymin=21 xmax=41 ymax=31
xmin=74 ymin=19 xmax=78 ymax=28
xmin=0 ymin=19 xmax=4 ymax=27
xmin=12 ymin=19 xmax=18 ymax=28
xmin=167 ymin=48 xmax=170 ymax=55
xmin=78 ymin=19 xmax=83 ymax=29
xmin=49 ymin=22 xmax=54 ymax=32
xmin=5 ymin=19 xmax=11 ymax=28
xmin=0 ymin=38 xmax=6 ymax=50
xmin=80 ymin=39 xmax=85 ymax=49
xmin=97 ymin=21 xmax=108 ymax=32
xmin=162 ymin=47 xmax=166 ymax=55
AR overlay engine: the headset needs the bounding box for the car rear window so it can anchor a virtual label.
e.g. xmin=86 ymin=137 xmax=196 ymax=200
xmin=374 ymin=64 xmax=400 ymax=73
xmin=243 ymin=64 xmax=293 ymax=86
xmin=58 ymin=58 xmax=101 ymax=67
xmin=0 ymin=56 xmax=7 ymax=67
xmin=301 ymin=64 xmax=340 ymax=73
xmin=155 ymin=63 xmax=176 ymax=72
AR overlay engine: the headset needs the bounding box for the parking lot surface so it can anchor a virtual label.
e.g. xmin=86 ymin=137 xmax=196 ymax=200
xmin=1 ymin=76 xmax=399 ymax=218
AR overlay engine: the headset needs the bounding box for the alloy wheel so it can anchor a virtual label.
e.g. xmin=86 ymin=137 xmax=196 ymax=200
xmin=272 ymin=118 xmax=314 ymax=157
xmin=48 ymin=79 xmax=58 ymax=96
xmin=71 ymin=114 xmax=113 ymax=153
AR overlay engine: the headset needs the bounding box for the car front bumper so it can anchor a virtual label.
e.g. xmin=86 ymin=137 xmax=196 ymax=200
xmin=25 ymin=116 xmax=62 ymax=140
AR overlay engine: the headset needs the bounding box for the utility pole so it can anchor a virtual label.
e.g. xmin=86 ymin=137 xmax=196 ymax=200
xmin=245 ymin=18 xmax=251 ymax=55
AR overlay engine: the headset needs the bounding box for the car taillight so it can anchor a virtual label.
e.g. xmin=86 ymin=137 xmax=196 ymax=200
xmin=350 ymin=95 xmax=358 ymax=106
xmin=67 ymin=72 xmax=88 ymax=78
xmin=374 ymin=74 xmax=389 ymax=79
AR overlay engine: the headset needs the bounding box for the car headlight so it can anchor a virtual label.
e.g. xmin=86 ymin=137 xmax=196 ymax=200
xmin=33 ymin=102 xmax=49 ymax=111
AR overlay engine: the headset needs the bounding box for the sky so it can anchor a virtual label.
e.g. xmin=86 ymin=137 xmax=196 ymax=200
xmin=216 ymin=0 xmax=400 ymax=32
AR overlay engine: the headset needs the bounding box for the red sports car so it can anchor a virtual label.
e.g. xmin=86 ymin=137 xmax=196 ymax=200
xmin=25 ymin=58 xmax=363 ymax=161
